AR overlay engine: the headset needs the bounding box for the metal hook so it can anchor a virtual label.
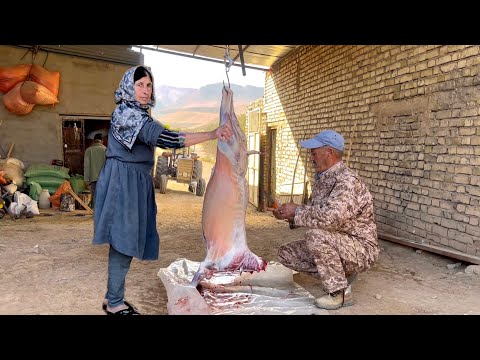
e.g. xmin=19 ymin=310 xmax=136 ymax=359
xmin=20 ymin=45 xmax=40 ymax=64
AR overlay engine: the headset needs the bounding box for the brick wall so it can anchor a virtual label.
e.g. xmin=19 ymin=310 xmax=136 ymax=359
xmin=263 ymin=45 xmax=480 ymax=257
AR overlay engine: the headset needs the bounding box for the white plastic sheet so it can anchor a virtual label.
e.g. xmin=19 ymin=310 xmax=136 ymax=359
xmin=158 ymin=258 xmax=328 ymax=315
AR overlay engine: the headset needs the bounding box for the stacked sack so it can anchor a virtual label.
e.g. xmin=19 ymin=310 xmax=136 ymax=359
xmin=0 ymin=64 xmax=60 ymax=115
xmin=24 ymin=164 xmax=70 ymax=197
xmin=0 ymin=157 xmax=25 ymax=193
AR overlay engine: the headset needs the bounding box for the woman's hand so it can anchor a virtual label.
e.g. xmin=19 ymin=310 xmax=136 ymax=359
xmin=214 ymin=124 xmax=232 ymax=142
xmin=184 ymin=125 xmax=232 ymax=147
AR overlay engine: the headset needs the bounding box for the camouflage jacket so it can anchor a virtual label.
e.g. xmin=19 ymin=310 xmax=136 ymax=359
xmin=294 ymin=161 xmax=378 ymax=247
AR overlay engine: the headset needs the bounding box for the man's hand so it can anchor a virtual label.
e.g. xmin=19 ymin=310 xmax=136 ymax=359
xmin=272 ymin=202 xmax=298 ymax=222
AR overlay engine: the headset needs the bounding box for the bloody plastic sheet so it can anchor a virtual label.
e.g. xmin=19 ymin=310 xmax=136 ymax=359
xmin=158 ymin=258 xmax=328 ymax=315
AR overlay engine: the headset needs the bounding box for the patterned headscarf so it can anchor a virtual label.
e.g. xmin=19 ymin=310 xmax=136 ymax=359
xmin=110 ymin=65 xmax=156 ymax=150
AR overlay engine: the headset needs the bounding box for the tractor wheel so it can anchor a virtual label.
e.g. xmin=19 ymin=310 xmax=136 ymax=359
xmin=192 ymin=160 xmax=203 ymax=182
xmin=156 ymin=156 xmax=169 ymax=179
xmin=196 ymin=178 xmax=206 ymax=197
xmin=159 ymin=174 xmax=168 ymax=194
xmin=155 ymin=156 xmax=169 ymax=189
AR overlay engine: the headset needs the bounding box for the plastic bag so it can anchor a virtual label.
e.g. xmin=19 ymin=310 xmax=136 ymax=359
xmin=28 ymin=181 xmax=42 ymax=201
xmin=69 ymin=175 xmax=86 ymax=194
xmin=158 ymin=258 xmax=328 ymax=315
xmin=48 ymin=180 xmax=71 ymax=208
xmin=8 ymin=191 xmax=40 ymax=216
xmin=59 ymin=194 xmax=75 ymax=212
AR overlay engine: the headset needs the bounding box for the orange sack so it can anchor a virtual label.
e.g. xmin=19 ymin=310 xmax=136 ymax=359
xmin=20 ymin=80 xmax=59 ymax=105
xmin=3 ymin=83 xmax=34 ymax=115
xmin=0 ymin=64 xmax=31 ymax=94
xmin=48 ymin=180 xmax=72 ymax=208
xmin=29 ymin=64 xmax=60 ymax=98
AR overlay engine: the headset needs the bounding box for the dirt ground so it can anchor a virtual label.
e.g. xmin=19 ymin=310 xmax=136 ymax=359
xmin=1 ymin=163 xmax=479 ymax=315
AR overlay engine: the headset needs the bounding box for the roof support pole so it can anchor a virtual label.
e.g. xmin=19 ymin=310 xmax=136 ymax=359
xmin=238 ymin=45 xmax=246 ymax=76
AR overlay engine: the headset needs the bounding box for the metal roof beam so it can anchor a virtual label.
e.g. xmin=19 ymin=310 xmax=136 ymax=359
xmin=135 ymin=45 xmax=268 ymax=72
xmin=232 ymin=45 xmax=250 ymax=63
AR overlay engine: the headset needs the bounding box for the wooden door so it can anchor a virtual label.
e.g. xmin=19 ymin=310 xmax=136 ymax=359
xmin=62 ymin=120 xmax=85 ymax=175
xmin=267 ymin=127 xmax=277 ymax=202
xmin=247 ymin=109 xmax=260 ymax=207
xmin=247 ymin=133 xmax=260 ymax=207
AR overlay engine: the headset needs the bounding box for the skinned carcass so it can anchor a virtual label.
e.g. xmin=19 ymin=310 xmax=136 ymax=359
xmin=191 ymin=86 xmax=267 ymax=286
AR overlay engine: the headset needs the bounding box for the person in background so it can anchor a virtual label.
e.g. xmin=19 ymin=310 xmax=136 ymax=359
xmin=93 ymin=65 xmax=232 ymax=315
xmin=84 ymin=132 xmax=106 ymax=208
xmin=273 ymin=130 xmax=379 ymax=310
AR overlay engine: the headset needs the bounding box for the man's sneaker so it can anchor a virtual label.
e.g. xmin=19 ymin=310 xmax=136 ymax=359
xmin=314 ymin=285 xmax=353 ymax=310
xmin=344 ymin=284 xmax=353 ymax=306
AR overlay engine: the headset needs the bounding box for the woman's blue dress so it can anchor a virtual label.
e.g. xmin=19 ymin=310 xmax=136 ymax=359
xmin=93 ymin=119 xmax=164 ymax=260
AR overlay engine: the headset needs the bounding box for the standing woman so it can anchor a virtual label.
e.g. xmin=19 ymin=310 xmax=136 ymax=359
xmin=93 ymin=65 xmax=232 ymax=315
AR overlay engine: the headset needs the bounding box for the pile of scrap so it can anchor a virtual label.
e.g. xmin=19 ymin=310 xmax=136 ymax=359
xmin=0 ymin=142 xmax=92 ymax=218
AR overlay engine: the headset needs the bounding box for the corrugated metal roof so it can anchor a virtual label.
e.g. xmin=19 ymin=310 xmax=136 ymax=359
xmin=137 ymin=45 xmax=297 ymax=70
xmin=13 ymin=45 xmax=296 ymax=70
xmin=15 ymin=45 xmax=143 ymax=66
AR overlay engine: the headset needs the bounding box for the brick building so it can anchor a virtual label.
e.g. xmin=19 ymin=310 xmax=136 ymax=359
xmin=247 ymin=45 xmax=480 ymax=260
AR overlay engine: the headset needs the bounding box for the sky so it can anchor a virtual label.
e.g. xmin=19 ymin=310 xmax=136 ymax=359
xmin=140 ymin=48 xmax=266 ymax=89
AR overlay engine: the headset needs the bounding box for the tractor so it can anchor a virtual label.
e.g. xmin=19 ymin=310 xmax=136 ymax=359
xmin=155 ymin=147 xmax=206 ymax=197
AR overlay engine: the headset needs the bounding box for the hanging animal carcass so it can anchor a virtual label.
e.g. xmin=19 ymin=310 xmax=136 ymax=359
xmin=191 ymin=86 xmax=267 ymax=286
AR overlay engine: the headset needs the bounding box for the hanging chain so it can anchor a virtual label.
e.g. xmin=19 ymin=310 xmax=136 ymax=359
xmin=224 ymin=45 xmax=233 ymax=88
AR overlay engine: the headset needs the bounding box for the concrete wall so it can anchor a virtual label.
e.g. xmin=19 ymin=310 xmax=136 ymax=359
xmin=0 ymin=45 xmax=131 ymax=168
xmin=263 ymin=45 xmax=480 ymax=257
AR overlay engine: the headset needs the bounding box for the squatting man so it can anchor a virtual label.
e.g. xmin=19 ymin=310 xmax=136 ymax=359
xmin=273 ymin=130 xmax=379 ymax=310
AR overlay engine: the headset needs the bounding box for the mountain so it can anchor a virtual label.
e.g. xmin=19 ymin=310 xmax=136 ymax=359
xmin=152 ymin=83 xmax=264 ymax=129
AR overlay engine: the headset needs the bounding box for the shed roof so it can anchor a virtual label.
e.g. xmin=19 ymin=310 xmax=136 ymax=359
xmin=15 ymin=45 xmax=144 ymax=66
xmin=138 ymin=45 xmax=297 ymax=70
xmin=14 ymin=45 xmax=297 ymax=70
